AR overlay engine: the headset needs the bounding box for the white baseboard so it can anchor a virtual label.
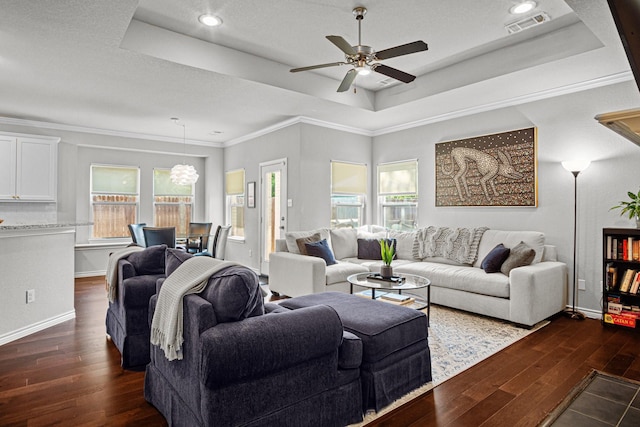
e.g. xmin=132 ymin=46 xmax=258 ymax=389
xmin=566 ymin=305 xmax=602 ymax=320
xmin=0 ymin=310 xmax=76 ymax=346
xmin=75 ymin=270 xmax=106 ymax=278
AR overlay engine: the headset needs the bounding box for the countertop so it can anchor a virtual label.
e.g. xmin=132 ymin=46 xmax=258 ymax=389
xmin=0 ymin=222 xmax=93 ymax=231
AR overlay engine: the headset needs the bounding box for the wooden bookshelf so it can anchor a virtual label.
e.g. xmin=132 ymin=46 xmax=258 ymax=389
xmin=603 ymin=227 xmax=640 ymax=329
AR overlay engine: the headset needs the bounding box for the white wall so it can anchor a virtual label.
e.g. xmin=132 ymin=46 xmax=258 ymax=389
xmin=223 ymin=123 xmax=371 ymax=271
xmin=372 ymin=80 xmax=640 ymax=314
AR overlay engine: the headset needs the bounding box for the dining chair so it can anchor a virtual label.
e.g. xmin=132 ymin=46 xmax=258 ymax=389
xmin=143 ymin=227 xmax=176 ymax=248
xmin=212 ymin=225 xmax=231 ymax=259
xmin=186 ymin=222 xmax=213 ymax=254
xmin=128 ymin=223 xmax=147 ymax=247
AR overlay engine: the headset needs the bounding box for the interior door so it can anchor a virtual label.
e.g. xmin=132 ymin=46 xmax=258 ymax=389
xmin=260 ymin=158 xmax=287 ymax=275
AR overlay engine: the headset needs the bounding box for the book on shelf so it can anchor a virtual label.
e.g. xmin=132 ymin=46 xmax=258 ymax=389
xmin=380 ymin=293 xmax=412 ymax=302
xmin=634 ymin=240 xmax=640 ymax=261
xmin=606 ymin=263 xmax=618 ymax=290
xmin=355 ymin=289 xmax=388 ymax=299
xmin=620 ymin=269 xmax=636 ymax=293
xmin=608 ymin=302 xmax=623 ymax=314
xmin=630 ymin=272 xmax=640 ymax=294
xmin=380 ymin=296 xmax=415 ymax=306
xmin=607 ymin=235 xmax=613 ymax=259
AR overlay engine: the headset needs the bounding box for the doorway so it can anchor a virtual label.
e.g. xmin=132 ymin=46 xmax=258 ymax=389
xmin=260 ymin=158 xmax=287 ymax=275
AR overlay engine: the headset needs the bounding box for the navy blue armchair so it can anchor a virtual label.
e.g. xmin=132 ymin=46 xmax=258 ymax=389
xmin=144 ymin=264 xmax=364 ymax=426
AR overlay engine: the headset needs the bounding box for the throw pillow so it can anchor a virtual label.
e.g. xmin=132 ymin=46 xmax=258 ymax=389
xmin=501 ymin=241 xmax=536 ymax=275
xmin=127 ymin=244 xmax=167 ymax=275
xmin=165 ymin=248 xmax=194 ymax=277
xmin=481 ymin=243 xmax=511 ymax=273
xmin=296 ymin=232 xmax=321 ymax=255
xmin=329 ymin=227 xmax=358 ymax=259
xmin=357 ymin=238 xmax=397 ymax=260
xmin=285 ymin=228 xmax=332 ymax=254
xmin=305 ymin=239 xmax=337 ymax=266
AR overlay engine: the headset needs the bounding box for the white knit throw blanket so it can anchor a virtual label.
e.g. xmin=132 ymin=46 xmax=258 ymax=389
xmin=151 ymin=257 xmax=238 ymax=361
xmin=106 ymin=246 xmax=145 ymax=303
xmin=414 ymin=226 xmax=488 ymax=264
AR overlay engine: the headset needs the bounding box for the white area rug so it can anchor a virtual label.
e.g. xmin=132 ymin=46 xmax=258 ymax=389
xmin=353 ymin=304 xmax=548 ymax=425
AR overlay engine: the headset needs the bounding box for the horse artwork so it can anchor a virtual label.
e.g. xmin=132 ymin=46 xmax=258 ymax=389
xmin=435 ymin=128 xmax=537 ymax=207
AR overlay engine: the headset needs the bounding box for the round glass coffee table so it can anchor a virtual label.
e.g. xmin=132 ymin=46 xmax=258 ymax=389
xmin=347 ymin=272 xmax=431 ymax=324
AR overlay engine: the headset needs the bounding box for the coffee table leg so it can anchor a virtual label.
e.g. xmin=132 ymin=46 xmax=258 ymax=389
xmin=427 ymin=286 xmax=431 ymax=327
xmin=350 ymin=283 xmax=353 ymax=294
xmin=371 ymin=289 xmax=376 ymax=300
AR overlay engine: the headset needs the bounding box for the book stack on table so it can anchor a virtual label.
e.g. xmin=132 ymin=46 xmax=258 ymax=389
xmin=355 ymin=290 xmax=415 ymax=305
xmin=366 ymin=273 xmax=406 ymax=284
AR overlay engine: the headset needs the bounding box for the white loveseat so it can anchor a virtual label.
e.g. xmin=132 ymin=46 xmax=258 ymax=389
xmin=269 ymin=227 xmax=567 ymax=327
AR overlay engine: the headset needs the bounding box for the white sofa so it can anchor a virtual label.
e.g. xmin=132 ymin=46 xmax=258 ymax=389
xmin=269 ymin=227 xmax=567 ymax=327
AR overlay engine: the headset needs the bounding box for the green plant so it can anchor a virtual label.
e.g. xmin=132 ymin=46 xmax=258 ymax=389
xmin=611 ymin=190 xmax=640 ymax=219
xmin=380 ymin=239 xmax=395 ymax=266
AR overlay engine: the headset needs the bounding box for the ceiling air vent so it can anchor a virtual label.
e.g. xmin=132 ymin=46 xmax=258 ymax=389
xmin=378 ymin=78 xmax=395 ymax=87
xmin=506 ymin=12 xmax=550 ymax=34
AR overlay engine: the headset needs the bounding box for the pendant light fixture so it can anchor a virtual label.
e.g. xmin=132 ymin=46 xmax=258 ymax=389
xmin=170 ymin=118 xmax=199 ymax=185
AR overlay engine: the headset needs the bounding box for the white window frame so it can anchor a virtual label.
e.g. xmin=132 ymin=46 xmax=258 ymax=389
xmin=225 ymin=168 xmax=245 ymax=239
xmin=330 ymin=160 xmax=367 ymax=229
xmin=152 ymin=168 xmax=195 ymax=238
xmin=378 ymin=159 xmax=418 ymax=231
xmin=90 ymin=164 xmax=140 ymax=240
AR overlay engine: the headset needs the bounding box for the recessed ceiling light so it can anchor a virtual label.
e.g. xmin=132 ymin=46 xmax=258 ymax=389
xmin=510 ymin=1 xmax=536 ymax=15
xmin=199 ymin=14 xmax=223 ymax=27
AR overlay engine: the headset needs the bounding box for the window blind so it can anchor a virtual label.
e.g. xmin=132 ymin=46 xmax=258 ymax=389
xmin=378 ymin=160 xmax=418 ymax=195
xmin=331 ymin=161 xmax=367 ymax=195
xmin=154 ymin=169 xmax=193 ymax=196
xmin=226 ymin=169 xmax=245 ymax=195
xmin=91 ymin=165 xmax=138 ymax=194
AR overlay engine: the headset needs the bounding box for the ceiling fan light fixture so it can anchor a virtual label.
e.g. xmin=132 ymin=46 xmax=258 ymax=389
xmin=198 ymin=14 xmax=223 ymax=27
xmin=356 ymin=66 xmax=371 ymax=76
xmin=510 ymin=1 xmax=536 ymax=15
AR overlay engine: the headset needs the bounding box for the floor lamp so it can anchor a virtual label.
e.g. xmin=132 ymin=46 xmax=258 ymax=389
xmin=561 ymin=160 xmax=591 ymax=320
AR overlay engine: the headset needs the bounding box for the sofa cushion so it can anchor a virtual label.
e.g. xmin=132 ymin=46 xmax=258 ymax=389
xmin=474 ymin=230 xmax=544 ymax=268
xmin=296 ymin=232 xmax=321 ymax=255
xmin=330 ymin=228 xmax=358 ymax=259
xmin=165 ymin=248 xmax=194 ymax=277
xmin=357 ymin=238 xmax=396 ymax=260
xmin=285 ymin=228 xmax=331 ymax=255
xmin=395 ymin=262 xmax=510 ymax=298
xmin=200 ymin=266 xmax=264 ymax=323
xmin=325 ymin=262 xmax=369 ymax=285
xmin=305 ymin=239 xmax=337 ymax=266
xmin=389 ymin=230 xmax=418 ymax=260
xmin=501 ymin=241 xmax=536 ymax=275
xmin=126 ymin=244 xmax=166 ymax=275
xmin=481 ymin=244 xmax=510 ymax=273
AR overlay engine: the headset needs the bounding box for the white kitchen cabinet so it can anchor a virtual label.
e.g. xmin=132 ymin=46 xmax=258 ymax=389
xmin=0 ymin=133 xmax=59 ymax=201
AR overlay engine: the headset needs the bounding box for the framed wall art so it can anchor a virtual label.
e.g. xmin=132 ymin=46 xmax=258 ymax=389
xmin=435 ymin=127 xmax=537 ymax=207
xmin=247 ymin=181 xmax=256 ymax=208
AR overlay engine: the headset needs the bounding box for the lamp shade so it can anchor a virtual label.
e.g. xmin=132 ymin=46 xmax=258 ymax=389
xmin=170 ymin=164 xmax=199 ymax=185
xmin=561 ymin=160 xmax=591 ymax=173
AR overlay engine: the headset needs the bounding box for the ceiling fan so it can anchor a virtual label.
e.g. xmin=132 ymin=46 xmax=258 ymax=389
xmin=290 ymin=7 xmax=428 ymax=92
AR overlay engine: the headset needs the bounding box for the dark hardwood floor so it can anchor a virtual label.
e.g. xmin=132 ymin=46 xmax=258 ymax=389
xmin=1 ymin=277 xmax=639 ymax=426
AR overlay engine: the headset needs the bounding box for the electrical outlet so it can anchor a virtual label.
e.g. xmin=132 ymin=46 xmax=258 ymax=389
xmin=26 ymin=289 xmax=35 ymax=304
xmin=578 ymin=279 xmax=586 ymax=291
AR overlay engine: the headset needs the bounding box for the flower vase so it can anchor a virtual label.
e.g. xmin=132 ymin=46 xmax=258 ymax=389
xmin=380 ymin=265 xmax=393 ymax=279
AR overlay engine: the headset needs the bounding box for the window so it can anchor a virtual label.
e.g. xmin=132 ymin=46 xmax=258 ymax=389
xmin=226 ymin=169 xmax=245 ymax=238
xmin=331 ymin=161 xmax=367 ymax=229
xmin=153 ymin=168 xmax=194 ymax=238
xmin=91 ymin=165 xmax=139 ymax=238
xmin=378 ymin=160 xmax=418 ymax=231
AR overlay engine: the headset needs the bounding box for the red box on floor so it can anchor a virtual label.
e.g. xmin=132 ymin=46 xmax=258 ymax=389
xmin=604 ymin=313 xmax=637 ymax=328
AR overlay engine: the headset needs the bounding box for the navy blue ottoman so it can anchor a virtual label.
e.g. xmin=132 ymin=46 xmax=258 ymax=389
xmin=279 ymin=292 xmax=432 ymax=412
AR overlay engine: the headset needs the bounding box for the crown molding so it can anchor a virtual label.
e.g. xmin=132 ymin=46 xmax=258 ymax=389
xmin=0 ymin=116 xmax=223 ymax=148
xmin=0 ymin=71 xmax=632 ymax=148
xmin=372 ymin=71 xmax=634 ymax=136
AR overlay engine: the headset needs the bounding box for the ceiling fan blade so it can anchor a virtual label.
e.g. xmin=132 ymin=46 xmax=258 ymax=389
xmin=326 ymin=35 xmax=356 ymax=56
xmin=373 ymin=64 xmax=416 ymax=83
xmin=375 ymin=41 xmax=428 ymax=60
xmin=337 ymin=69 xmax=357 ymax=92
xmin=290 ymin=62 xmax=345 ymax=73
